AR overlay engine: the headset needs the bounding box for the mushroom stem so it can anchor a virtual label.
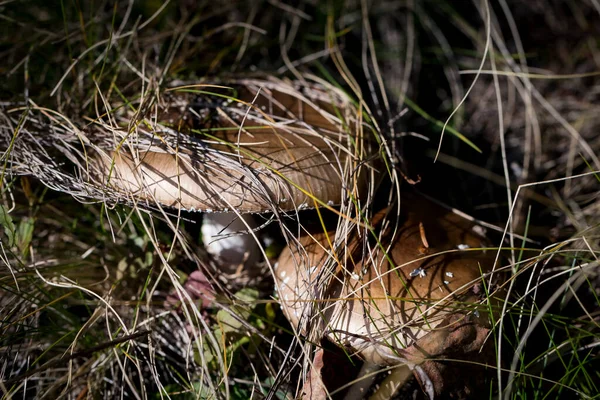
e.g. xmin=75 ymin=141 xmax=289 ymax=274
xmin=200 ymin=212 xmax=260 ymax=272
xmin=367 ymin=364 xmax=413 ymax=400
xmin=343 ymin=362 xmax=380 ymax=400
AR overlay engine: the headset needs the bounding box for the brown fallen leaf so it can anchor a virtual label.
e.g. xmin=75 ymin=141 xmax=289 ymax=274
xmin=166 ymin=269 xmax=216 ymax=309
xmin=302 ymin=349 xmax=328 ymax=400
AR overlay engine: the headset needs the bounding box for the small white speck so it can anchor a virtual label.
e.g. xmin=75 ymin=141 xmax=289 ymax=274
xmin=445 ymin=272 xmax=454 ymax=278
xmin=327 ymin=200 xmax=334 ymax=206
xmin=309 ymin=265 xmax=317 ymax=274
xmin=474 ymin=310 xmax=480 ymax=318
xmin=274 ymin=262 xmax=279 ymax=270
xmin=457 ymin=244 xmax=469 ymax=250
xmin=472 ymin=226 xmax=486 ymax=236
xmin=205 ymin=208 xmax=213 ymax=213
xmin=443 ymin=280 xmax=450 ymax=285
xmin=410 ymin=268 xmax=427 ymax=278
xmin=510 ymin=161 xmax=523 ymax=178
xmin=284 ymin=294 xmax=289 ymax=301
xmin=279 ymin=270 xmax=286 ymax=278
xmin=283 ymin=276 xmax=290 ymax=284
xmin=351 ymin=273 xmax=360 ymax=280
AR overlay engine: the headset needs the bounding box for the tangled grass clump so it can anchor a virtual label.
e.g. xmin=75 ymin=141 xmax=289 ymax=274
xmin=1 ymin=1 xmax=599 ymax=399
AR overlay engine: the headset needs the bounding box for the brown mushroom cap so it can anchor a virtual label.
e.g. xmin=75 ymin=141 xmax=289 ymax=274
xmin=94 ymin=78 xmax=374 ymax=213
xmin=275 ymin=193 xmax=500 ymax=365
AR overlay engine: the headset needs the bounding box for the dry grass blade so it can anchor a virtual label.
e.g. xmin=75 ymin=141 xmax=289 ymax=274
xmin=1 ymin=1 xmax=599 ymax=399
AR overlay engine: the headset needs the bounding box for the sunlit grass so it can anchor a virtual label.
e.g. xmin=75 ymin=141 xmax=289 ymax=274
xmin=1 ymin=1 xmax=599 ymax=399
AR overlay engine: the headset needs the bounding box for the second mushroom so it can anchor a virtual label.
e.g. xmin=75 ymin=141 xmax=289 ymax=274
xmin=276 ymin=193 xmax=504 ymax=398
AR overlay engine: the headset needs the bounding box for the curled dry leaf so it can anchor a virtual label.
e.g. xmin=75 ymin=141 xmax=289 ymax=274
xmin=302 ymin=349 xmax=328 ymax=400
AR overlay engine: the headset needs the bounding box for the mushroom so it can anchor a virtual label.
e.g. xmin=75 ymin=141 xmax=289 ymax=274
xmin=93 ymin=77 xmax=377 ymax=270
xmin=276 ymin=193 xmax=503 ymax=397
